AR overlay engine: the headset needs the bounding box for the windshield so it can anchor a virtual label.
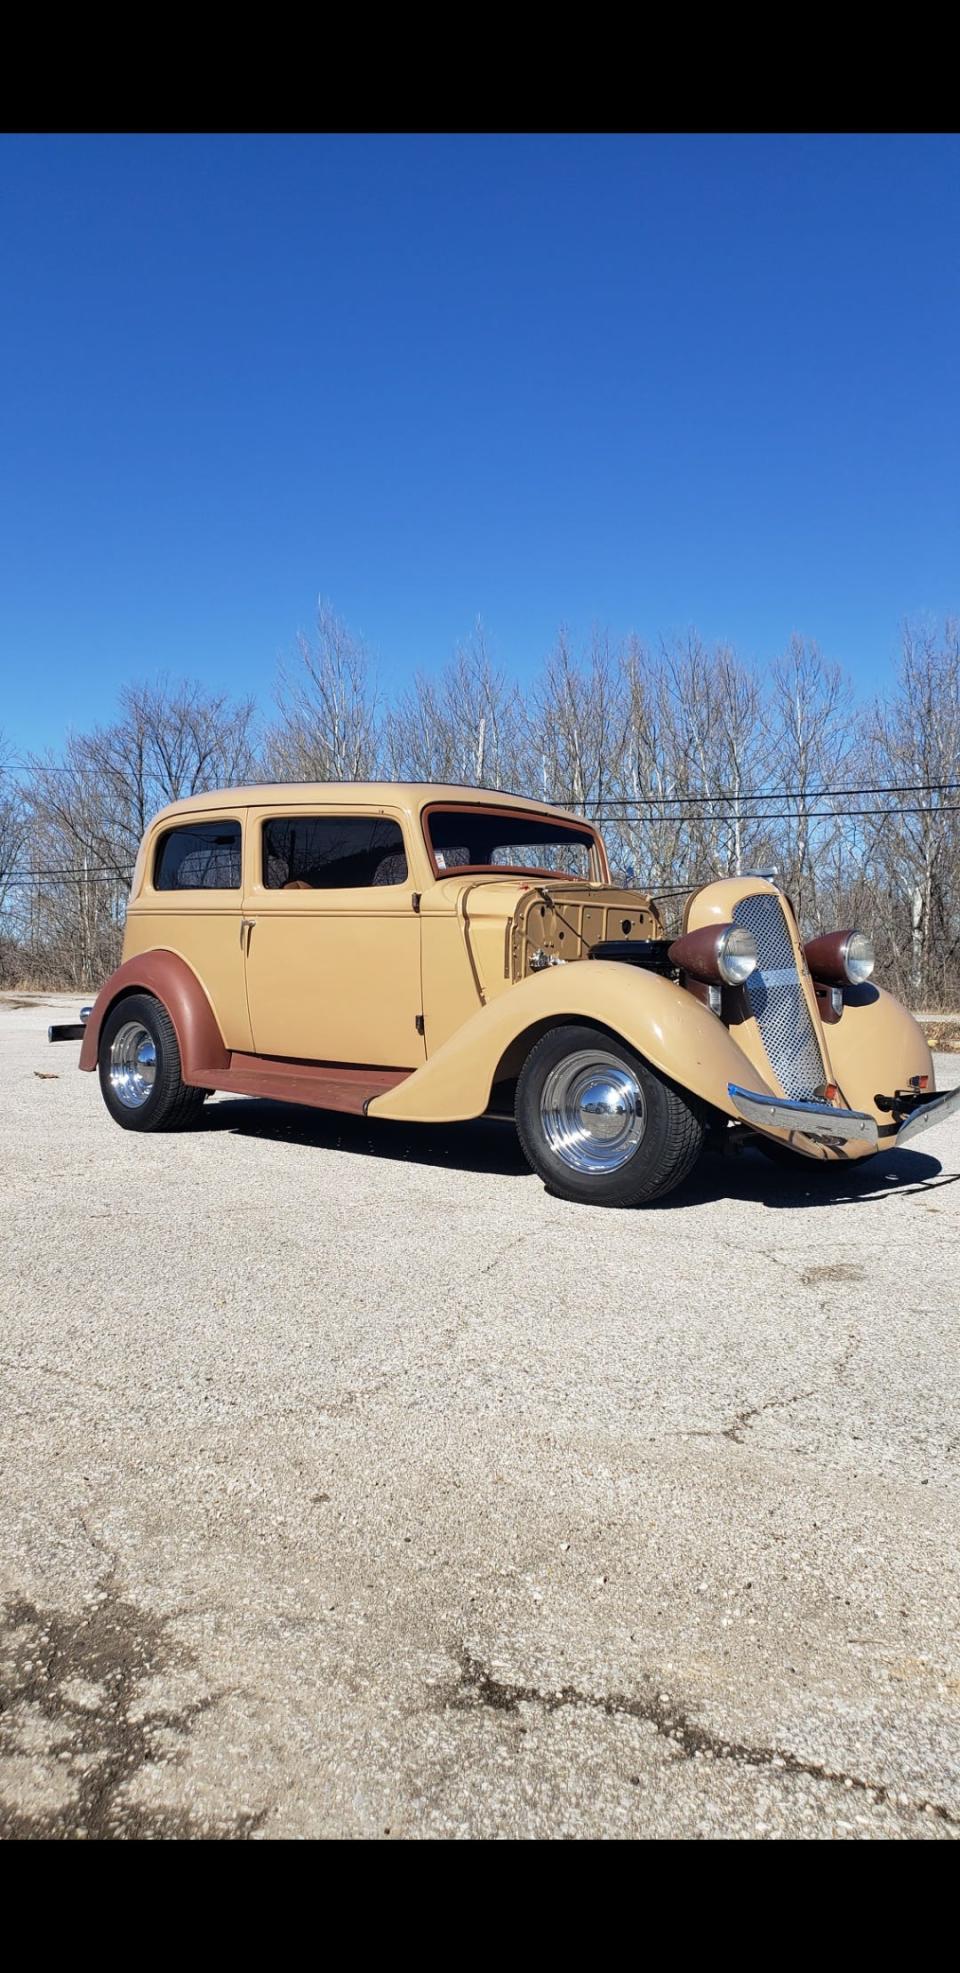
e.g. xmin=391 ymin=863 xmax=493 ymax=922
xmin=423 ymin=804 xmax=602 ymax=880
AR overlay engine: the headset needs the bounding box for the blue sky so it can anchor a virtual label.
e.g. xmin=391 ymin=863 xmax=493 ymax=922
xmin=1 ymin=131 xmax=958 ymax=758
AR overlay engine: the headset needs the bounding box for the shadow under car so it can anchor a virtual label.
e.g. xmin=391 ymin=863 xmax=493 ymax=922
xmin=193 ymin=1095 xmax=952 ymax=1207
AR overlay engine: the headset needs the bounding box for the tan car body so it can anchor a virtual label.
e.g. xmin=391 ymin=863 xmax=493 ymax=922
xmin=79 ymin=781 xmax=950 ymax=1165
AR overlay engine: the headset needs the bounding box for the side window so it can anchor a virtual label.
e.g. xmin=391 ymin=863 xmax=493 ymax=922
xmin=154 ymin=820 xmax=242 ymax=891
xmin=262 ymin=815 xmax=408 ymax=890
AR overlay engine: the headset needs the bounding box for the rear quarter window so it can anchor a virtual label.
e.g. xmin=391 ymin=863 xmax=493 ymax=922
xmin=153 ymin=820 xmax=242 ymax=891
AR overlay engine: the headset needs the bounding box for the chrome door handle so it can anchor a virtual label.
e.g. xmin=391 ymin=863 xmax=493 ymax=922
xmin=240 ymin=917 xmax=257 ymax=951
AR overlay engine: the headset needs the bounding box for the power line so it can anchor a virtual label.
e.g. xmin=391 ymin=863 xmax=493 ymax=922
xmin=7 ymin=770 xmax=960 ymax=801
xmin=1 ymin=869 xmax=133 ymax=883
xmin=589 ymin=782 xmax=960 ymax=807
xmin=593 ymin=809 xmax=960 ymax=823
xmin=3 ymin=803 xmax=960 ymax=887
xmin=3 ymin=797 xmax=960 ymax=889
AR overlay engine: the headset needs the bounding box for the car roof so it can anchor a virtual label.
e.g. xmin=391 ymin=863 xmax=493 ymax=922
xmin=148 ymin=783 xmax=600 ymax=830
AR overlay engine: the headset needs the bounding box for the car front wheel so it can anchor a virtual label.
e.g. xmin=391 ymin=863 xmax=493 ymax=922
xmin=515 ymin=1023 xmax=705 ymax=1206
xmin=98 ymin=993 xmax=206 ymax=1132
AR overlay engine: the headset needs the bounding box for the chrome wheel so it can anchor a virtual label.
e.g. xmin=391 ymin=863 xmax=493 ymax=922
xmin=540 ymin=1049 xmax=646 ymax=1174
xmin=108 ymin=1020 xmax=157 ymax=1109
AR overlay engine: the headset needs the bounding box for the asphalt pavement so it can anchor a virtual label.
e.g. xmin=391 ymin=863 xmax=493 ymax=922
xmin=2 ymin=992 xmax=958 ymax=1839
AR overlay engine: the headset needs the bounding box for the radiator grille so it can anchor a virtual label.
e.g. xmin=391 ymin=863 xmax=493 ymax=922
xmin=732 ymin=891 xmax=827 ymax=1100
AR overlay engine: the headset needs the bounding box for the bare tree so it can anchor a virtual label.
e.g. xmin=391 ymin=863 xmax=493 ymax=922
xmin=611 ymin=637 xmax=769 ymax=904
xmin=658 ymin=637 xmax=769 ymax=881
xmin=532 ymin=629 xmax=627 ymax=814
xmin=23 ymin=679 xmax=259 ymax=987
xmin=265 ymin=601 xmax=380 ymax=782
xmin=28 ymin=678 xmax=258 ymax=871
xmin=0 ymin=739 xmax=28 ymax=983
xmin=10 ymin=602 xmax=960 ymax=1006
xmin=0 ymin=738 xmax=26 ymax=912
xmin=386 ymin=623 xmax=526 ymax=790
xmin=617 ymin=640 xmax=689 ymax=891
xmin=866 ymin=620 xmax=960 ymax=1006
xmin=766 ymin=637 xmax=853 ymax=921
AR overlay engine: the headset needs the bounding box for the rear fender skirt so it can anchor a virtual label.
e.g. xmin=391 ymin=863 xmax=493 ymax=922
xmin=78 ymin=951 xmax=228 ymax=1079
xmin=367 ymin=962 xmax=777 ymax=1125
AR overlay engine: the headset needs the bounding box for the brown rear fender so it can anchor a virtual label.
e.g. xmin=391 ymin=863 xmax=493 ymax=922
xmin=367 ymin=962 xmax=778 ymax=1125
xmin=78 ymin=951 xmax=229 ymax=1079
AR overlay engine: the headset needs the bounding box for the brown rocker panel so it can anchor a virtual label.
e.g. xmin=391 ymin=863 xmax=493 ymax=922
xmin=78 ymin=950 xmax=229 ymax=1079
xmin=189 ymin=1057 xmax=410 ymax=1113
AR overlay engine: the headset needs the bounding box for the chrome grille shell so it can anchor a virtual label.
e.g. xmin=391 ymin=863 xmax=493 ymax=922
xmin=732 ymin=891 xmax=827 ymax=1100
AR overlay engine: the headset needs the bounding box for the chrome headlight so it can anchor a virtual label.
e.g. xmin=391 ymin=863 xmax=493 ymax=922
xmin=668 ymin=920 xmax=758 ymax=987
xmin=717 ymin=925 xmax=758 ymax=985
xmin=804 ymin=927 xmax=876 ymax=987
xmin=841 ymin=931 xmax=875 ymax=984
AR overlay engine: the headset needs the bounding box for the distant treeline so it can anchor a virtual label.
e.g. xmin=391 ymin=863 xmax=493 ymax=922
xmin=2 ymin=606 xmax=959 ymax=1007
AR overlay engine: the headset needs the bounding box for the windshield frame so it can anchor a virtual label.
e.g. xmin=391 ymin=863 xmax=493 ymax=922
xmin=420 ymin=801 xmax=609 ymax=884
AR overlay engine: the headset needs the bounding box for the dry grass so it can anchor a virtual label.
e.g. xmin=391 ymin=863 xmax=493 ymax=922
xmin=919 ymin=1017 xmax=960 ymax=1053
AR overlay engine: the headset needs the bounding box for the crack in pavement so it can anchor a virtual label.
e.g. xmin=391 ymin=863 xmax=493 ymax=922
xmin=451 ymin=1650 xmax=959 ymax=1827
xmin=724 ymin=1324 xmax=863 ymax=1444
xmin=679 ymin=1325 xmax=865 ymax=1449
xmin=0 ymin=1573 xmax=267 ymax=1840
xmin=75 ymin=1509 xmax=119 ymax=1571
xmin=479 ymin=1227 xmax=542 ymax=1278
xmin=721 ymin=1386 xmax=821 ymax=1445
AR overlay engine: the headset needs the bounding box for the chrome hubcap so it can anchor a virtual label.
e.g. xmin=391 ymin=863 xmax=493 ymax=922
xmin=540 ymin=1050 xmax=646 ymax=1174
xmin=108 ymin=1021 xmax=157 ymax=1108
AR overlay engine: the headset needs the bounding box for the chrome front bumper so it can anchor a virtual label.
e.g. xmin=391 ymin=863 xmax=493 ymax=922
xmin=728 ymin=1079 xmax=960 ymax=1151
xmin=728 ymin=1083 xmax=879 ymax=1147
xmin=895 ymin=1082 xmax=960 ymax=1145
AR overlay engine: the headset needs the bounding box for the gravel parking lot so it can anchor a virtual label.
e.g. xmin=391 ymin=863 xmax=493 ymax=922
xmin=2 ymin=991 xmax=959 ymax=1840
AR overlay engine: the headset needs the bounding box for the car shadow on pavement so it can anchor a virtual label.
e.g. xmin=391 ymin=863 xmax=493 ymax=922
xmin=195 ymin=1096 xmax=533 ymax=1176
xmin=667 ymin=1142 xmax=955 ymax=1210
xmin=194 ymin=1095 xmax=956 ymax=1206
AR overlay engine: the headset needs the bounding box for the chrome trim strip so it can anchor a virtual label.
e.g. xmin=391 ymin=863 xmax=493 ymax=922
xmin=727 ymin=1082 xmax=879 ymax=1147
xmin=896 ymin=1083 xmax=960 ymax=1146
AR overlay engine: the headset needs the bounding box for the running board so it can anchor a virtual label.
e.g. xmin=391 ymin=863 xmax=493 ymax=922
xmin=189 ymin=1055 xmax=411 ymax=1116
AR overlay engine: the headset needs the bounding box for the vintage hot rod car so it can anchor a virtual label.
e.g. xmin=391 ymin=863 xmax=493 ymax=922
xmin=52 ymin=782 xmax=959 ymax=1205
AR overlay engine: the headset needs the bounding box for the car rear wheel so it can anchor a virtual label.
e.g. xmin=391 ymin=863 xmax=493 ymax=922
xmin=515 ymin=1023 xmax=705 ymax=1206
xmin=98 ymin=993 xmax=206 ymax=1132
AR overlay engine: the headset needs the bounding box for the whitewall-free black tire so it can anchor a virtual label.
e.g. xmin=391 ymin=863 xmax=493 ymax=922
xmin=515 ymin=1023 xmax=705 ymax=1206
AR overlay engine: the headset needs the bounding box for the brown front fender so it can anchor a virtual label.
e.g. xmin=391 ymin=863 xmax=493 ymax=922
xmin=78 ymin=951 xmax=229 ymax=1079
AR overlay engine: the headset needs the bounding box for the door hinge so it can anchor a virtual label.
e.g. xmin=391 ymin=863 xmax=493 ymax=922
xmin=411 ymin=893 xmax=421 ymax=913
xmin=415 ymin=1014 xmax=425 ymax=1035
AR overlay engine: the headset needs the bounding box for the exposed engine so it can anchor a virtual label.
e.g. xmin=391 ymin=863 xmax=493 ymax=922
xmin=510 ymin=885 xmax=667 ymax=982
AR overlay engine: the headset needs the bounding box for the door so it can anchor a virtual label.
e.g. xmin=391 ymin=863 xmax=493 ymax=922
xmin=241 ymin=807 xmax=426 ymax=1068
xmin=128 ymin=811 xmax=254 ymax=1051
